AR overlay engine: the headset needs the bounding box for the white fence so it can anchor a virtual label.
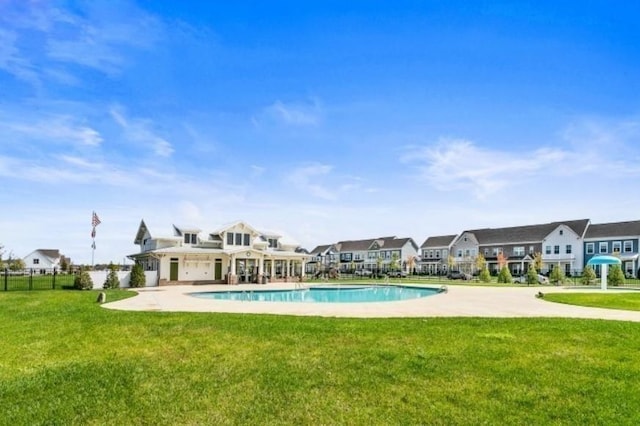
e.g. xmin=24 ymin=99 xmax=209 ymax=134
xmin=87 ymin=271 xmax=158 ymax=290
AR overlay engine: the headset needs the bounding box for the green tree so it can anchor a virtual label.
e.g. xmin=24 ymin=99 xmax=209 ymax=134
xmin=60 ymin=258 xmax=69 ymax=273
xmin=9 ymin=258 xmax=25 ymax=271
xmin=581 ymin=266 xmax=596 ymax=285
xmin=129 ymin=263 xmax=146 ymax=288
xmin=475 ymin=253 xmax=486 ymax=275
xmin=478 ymin=267 xmax=491 ymax=283
xmin=497 ymin=266 xmax=512 ymax=284
xmin=526 ymin=264 xmax=538 ymax=286
xmin=0 ymin=243 xmax=5 ymax=270
xmin=447 ymin=255 xmax=455 ymax=272
xmin=549 ymin=266 xmax=565 ymax=286
xmin=74 ymin=267 xmax=94 ymax=290
xmin=375 ymin=255 xmax=383 ymax=276
xmin=389 ymin=253 xmax=400 ymax=271
xmin=608 ymin=264 xmax=625 ymax=286
xmin=103 ymin=262 xmax=120 ymax=289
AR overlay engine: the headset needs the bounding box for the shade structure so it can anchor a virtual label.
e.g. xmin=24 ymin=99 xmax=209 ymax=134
xmin=586 ymin=255 xmax=622 ymax=290
xmin=587 ymin=255 xmax=622 ymax=266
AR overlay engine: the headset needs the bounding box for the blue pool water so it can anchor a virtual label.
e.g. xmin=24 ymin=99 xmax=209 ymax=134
xmin=191 ymin=285 xmax=441 ymax=303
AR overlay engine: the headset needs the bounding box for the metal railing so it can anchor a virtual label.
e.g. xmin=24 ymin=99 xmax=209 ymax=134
xmin=1 ymin=268 xmax=76 ymax=291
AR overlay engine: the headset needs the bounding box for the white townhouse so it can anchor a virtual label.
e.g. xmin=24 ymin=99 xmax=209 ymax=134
xmin=22 ymin=249 xmax=69 ymax=274
xmin=129 ymin=220 xmax=310 ymax=285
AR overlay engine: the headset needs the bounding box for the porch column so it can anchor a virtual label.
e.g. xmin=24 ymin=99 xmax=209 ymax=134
xmin=286 ymin=259 xmax=291 ymax=279
xmin=258 ymin=256 xmax=264 ymax=284
xmin=228 ymin=254 xmax=238 ymax=285
xmin=301 ymin=260 xmax=306 ymax=280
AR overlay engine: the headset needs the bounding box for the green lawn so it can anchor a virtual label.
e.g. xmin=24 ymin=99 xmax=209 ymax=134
xmin=2 ymin=290 xmax=640 ymax=424
xmin=544 ymin=292 xmax=640 ymax=312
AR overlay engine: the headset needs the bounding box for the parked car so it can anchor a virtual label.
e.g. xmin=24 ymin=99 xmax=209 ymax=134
xmin=447 ymin=271 xmax=472 ymax=280
xmin=512 ymin=275 xmax=526 ymax=284
xmin=354 ymin=269 xmax=372 ymax=277
xmin=537 ymin=274 xmax=550 ymax=284
xmin=387 ymin=270 xmax=407 ymax=278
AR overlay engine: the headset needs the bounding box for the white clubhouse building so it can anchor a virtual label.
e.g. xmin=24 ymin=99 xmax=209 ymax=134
xmin=129 ymin=220 xmax=310 ymax=285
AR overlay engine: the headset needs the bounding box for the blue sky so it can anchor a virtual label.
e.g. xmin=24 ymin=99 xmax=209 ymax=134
xmin=1 ymin=1 xmax=639 ymax=264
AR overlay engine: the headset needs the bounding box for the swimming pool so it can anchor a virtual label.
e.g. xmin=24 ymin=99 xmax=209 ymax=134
xmin=190 ymin=285 xmax=441 ymax=303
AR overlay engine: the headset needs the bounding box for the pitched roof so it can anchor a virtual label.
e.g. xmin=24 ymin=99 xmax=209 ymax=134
xmin=585 ymin=220 xmax=640 ymax=239
xmin=463 ymin=219 xmax=590 ymax=245
xmin=336 ymin=238 xmax=378 ymax=252
xmin=37 ymin=249 xmax=61 ymax=260
xmin=378 ymin=237 xmax=418 ymax=250
xmin=309 ymin=244 xmax=334 ymax=255
xmin=421 ymin=235 xmax=457 ymax=248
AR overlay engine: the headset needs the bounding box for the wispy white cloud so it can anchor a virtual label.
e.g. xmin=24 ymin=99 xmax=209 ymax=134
xmin=110 ymin=106 xmax=174 ymax=157
xmin=0 ymin=28 xmax=40 ymax=86
xmin=403 ymin=138 xmax=569 ymax=199
xmin=255 ymin=99 xmax=323 ymax=128
xmin=287 ymin=163 xmax=337 ymax=200
xmin=1 ymin=113 xmax=103 ymax=147
xmin=404 ymin=116 xmax=640 ymax=199
xmin=0 ymin=0 xmax=163 ymax=85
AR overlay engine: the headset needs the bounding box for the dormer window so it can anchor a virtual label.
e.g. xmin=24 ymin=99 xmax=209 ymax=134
xmin=268 ymin=238 xmax=278 ymax=248
xmin=184 ymin=233 xmax=197 ymax=244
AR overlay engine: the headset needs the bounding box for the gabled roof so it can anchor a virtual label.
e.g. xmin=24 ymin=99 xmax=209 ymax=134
xmin=585 ymin=220 xmax=640 ymax=239
xmin=173 ymin=225 xmax=202 ymax=236
xmin=335 ymin=238 xmax=378 ymax=252
xmin=36 ymin=249 xmax=61 ymax=260
xmin=462 ymin=219 xmax=590 ymax=246
xmin=309 ymin=244 xmax=335 ymax=256
xmin=210 ymin=220 xmax=261 ymax=236
xmin=421 ymin=235 xmax=458 ymax=248
xmin=378 ymin=237 xmax=419 ymax=251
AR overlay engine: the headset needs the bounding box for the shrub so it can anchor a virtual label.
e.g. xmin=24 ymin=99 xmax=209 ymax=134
xmin=549 ymin=267 xmax=565 ymax=286
xmin=608 ymin=265 xmax=625 ymax=286
xmin=497 ymin=266 xmax=512 ymax=284
xmin=129 ymin=263 xmax=146 ymax=288
xmin=103 ymin=263 xmax=120 ymax=290
xmin=74 ymin=267 xmax=94 ymax=290
xmin=581 ymin=266 xmax=596 ymax=285
xmin=478 ymin=267 xmax=491 ymax=283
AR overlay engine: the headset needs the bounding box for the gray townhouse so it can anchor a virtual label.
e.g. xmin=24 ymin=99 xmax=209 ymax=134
xmin=418 ymin=235 xmax=457 ymax=275
xmin=583 ymin=220 xmax=640 ymax=278
xmin=450 ymin=219 xmax=590 ymax=276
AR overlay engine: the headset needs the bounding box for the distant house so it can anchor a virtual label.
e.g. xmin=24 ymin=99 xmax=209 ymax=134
xmin=309 ymin=236 xmax=419 ymax=274
xmin=22 ymin=249 xmax=69 ymax=274
xmin=583 ymin=220 xmax=640 ymax=277
xmin=129 ymin=219 xmax=310 ymax=285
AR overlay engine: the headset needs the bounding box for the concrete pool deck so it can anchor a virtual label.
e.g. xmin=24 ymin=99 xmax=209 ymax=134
xmin=102 ymin=283 xmax=640 ymax=321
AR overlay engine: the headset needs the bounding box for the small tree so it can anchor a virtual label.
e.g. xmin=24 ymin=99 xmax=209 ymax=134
xmin=478 ymin=267 xmax=491 ymax=283
xmin=389 ymin=253 xmax=400 ymax=272
xmin=532 ymin=252 xmax=543 ymax=272
xmin=526 ymin=264 xmax=538 ymax=286
xmin=60 ymin=258 xmax=69 ymax=273
xmin=376 ymin=255 xmax=383 ymax=276
xmin=497 ymin=266 xmax=512 ymax=284
xmin=103 ymin=262 xmax=120 ymax=289
xmin=475 ymin=253 xmax=486 ymax=275
xmin=9 ymin=258 xmax=26 ymax=271
xmin=549 ymin=266 xmax=565 ymax=286
xmin=581 ymin=266 xmax=596 ymax=285
xmin=129 ymin=263 xmax=146 ymax=288
xmin=608 ymin=264 xmax=625 ymax=286
xmin=74 ymin=267 xmax=94 ymax=290
xmin=406 ymin=255 xmax=417 ymax=275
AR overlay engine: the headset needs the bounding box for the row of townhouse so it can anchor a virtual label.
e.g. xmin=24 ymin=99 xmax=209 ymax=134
xmin=307 ymin=236 xmax=420 ymax=274
xmin=420 ymin=219 xmax=640 ymax=277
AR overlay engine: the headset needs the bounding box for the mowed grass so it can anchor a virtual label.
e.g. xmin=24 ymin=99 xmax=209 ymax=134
xmin=2 ymin=291 xmax=640 ymax=425
xmin=544 ymin=291 xmax=640 ymax=312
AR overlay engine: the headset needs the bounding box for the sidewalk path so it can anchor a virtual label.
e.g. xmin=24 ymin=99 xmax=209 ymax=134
xmin=103 ymin=284 xmax=640 ymax=321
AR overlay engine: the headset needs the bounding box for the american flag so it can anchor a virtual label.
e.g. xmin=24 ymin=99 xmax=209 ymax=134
xmin=92 ymin=211 xmax=101 ymax=227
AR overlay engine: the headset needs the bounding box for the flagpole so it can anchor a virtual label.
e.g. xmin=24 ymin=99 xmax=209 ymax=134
xmin=91 ymin=211 xmax=101 ymax=268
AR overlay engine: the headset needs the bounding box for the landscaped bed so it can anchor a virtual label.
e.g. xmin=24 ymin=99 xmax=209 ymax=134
xmin=2 ymin=290 xmax=640 ymax=424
